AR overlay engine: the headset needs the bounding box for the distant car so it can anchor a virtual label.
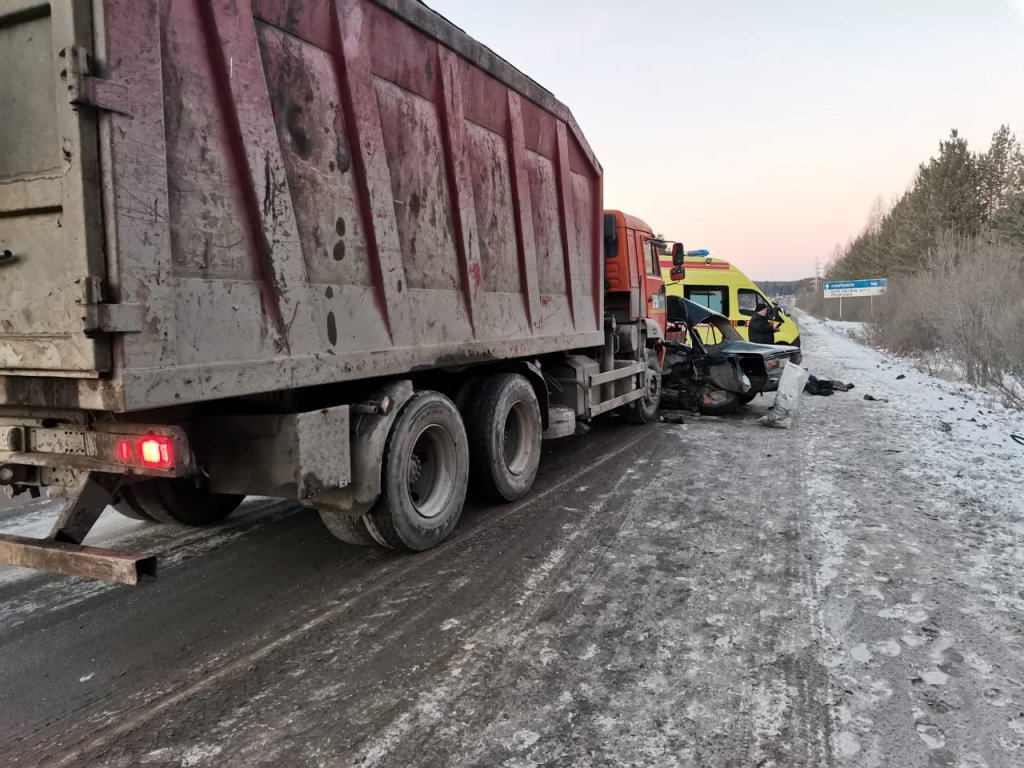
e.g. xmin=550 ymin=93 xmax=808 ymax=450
xmin=662 ymin=297 xmax=802 ymax=414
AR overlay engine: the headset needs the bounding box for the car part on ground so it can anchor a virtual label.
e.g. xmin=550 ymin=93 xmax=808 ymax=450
xmin=759 ymin=362 xmax=811 ymax=429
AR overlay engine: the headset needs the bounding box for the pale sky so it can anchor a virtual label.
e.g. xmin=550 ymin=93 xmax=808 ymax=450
xmin=426 ymin=0 xmax=1024 ymax=280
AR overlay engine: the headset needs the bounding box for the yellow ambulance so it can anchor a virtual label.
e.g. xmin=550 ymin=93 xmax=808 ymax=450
xmin=659 ymin=253 xmax=801 ymax=346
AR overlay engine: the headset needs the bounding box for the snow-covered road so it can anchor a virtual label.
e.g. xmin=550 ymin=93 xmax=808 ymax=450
xmin=782 ymin=312 xmax=1024 ymax=767
xmin=1 ymin=312 xmax=1022 ymax=767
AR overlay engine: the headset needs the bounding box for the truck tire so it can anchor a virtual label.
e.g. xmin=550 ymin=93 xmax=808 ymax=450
xmin=129 ymin=479 xmax=244 ymax=526
xmin=112 ymin=487 xmax=158 ymax=522
xmin=627 ymin=350 xmax=662 ymax=424
xmin=362 ymin=391 xmax=469 ymax=551
xmin=467 ymin=373 xmax=542 ymax=502
xmin=738 ymin=393 xmax=758 ymax=405
xmin=453 ymin=375 xmax=482 ymax=416
xmin=319 ymin=511 xmax=378 ymax=547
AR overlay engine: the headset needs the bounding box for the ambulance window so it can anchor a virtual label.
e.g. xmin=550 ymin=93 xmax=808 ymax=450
xmin=738 ymin=289 xmax=766 ymax=316
xmin=685 ymin=286 xmax=728 ymax=315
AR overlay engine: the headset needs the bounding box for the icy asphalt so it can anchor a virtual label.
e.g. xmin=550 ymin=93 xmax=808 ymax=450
xmin=1 ymin=313 xmax=1023 ymax=767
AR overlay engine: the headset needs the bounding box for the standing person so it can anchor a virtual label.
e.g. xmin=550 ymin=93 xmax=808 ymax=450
xmin=748 ymin=305 xmax=776 ymax=344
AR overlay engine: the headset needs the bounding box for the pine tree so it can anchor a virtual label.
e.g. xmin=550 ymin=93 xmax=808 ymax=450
xmin=822 ymin=126 xmax=1022 ymax=278
xmin=912 ymin=129 xmax=983 ymax=240
xmin=978 ymin=124 xmax=1024 ymax=222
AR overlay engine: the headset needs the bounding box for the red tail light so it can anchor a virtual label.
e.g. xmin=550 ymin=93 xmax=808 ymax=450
xmin=118 ymin=439 xmax=133 ymax=463
xmin=138 ymin=436 xmax=174 ymax=469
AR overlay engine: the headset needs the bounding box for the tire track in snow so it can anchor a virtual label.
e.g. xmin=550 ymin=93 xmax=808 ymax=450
xmin=40 ymin=429 xmax=653 ymax=768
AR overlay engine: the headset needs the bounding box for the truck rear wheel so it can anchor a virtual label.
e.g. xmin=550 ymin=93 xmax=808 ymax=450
xmin=627 ymin=350 xmax=662 ymax=424
xmin=319 ymin=511 xmax=378 ymax=547
xmin=467 ymin=373 xmax=542 ymax=502
xmin=363 ymin=391 xmax=469 ymax=551
xmin=112 ymin=488 xmax=158 ymax=522
xmin=126 ymin=480 xmax=244 ymax=526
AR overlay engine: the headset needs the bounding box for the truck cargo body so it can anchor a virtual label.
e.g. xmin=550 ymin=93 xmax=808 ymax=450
xmin=0 ymin=0 xmax=602 ymax=410
xmin=0 ymin=0 xmax=663 ymax=582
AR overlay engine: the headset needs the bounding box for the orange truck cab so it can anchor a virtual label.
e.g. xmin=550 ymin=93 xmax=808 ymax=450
xmin=602 ymin=210 xmax=681 ymax=340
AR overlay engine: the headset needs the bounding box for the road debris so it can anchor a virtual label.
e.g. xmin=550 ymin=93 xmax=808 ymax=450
xmin=804 ymin=375 xmax=855 ymax=396
xmin=759 ymin=361 xmax=810 ymax=428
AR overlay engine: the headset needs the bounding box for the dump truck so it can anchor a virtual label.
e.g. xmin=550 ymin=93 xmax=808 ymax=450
xmin=0 ymin=0 xmax=682 ymax=584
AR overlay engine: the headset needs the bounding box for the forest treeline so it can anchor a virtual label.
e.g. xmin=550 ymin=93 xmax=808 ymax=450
xmin=798 ymin=125 xmax=1024 ymax=406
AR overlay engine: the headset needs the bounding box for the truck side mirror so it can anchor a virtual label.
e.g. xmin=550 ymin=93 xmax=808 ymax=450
xmin=670 ymin=243 xmax=685 ymax=266
xmin=669 ymin=266 xmax=685 ymax=281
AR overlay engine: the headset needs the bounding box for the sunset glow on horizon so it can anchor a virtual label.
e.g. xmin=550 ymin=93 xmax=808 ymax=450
xmin=426 ymin=0 xmax=1024 ymax=281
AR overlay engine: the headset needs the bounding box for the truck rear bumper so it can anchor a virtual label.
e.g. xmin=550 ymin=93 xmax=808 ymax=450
xmin=0 ymin=421 xmax=193 ymax=489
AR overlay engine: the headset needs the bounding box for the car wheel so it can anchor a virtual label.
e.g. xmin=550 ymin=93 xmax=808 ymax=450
xmin=697 ymin=387 xmax=743 ymax=415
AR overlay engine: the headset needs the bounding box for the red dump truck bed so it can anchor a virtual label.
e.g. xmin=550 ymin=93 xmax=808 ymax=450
xmin=0 ymin=0 xmax=602 ymax=413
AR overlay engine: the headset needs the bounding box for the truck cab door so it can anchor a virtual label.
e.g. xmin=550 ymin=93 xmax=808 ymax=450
xmin=639 ymin=234 xmax=666 ymax=335
xmin=0 ymin=0 xmax=110 ymax=376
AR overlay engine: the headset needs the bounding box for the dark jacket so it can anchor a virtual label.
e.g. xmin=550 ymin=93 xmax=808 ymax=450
xmin=748 ymin=312 xmax=775 ymax=344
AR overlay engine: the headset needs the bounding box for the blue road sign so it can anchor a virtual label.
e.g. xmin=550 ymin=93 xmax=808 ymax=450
xmin=824 ymin=278 xmax=888 ymax=298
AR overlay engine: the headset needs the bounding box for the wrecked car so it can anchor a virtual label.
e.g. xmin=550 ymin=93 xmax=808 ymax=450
xmin=662 ymin=297 xmax=803 ymax=414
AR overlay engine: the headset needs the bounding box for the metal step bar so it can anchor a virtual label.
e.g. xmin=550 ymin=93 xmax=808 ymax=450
xmin=0 ymin=472 xmax=155 ymax=585
xmin=0 ymin=533 xmax=155 ymax=585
